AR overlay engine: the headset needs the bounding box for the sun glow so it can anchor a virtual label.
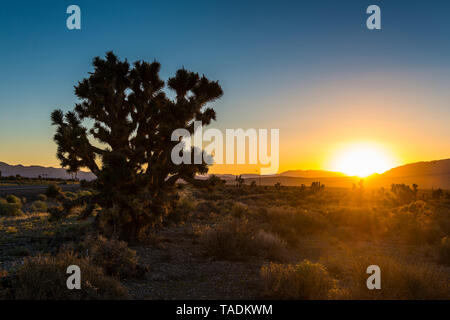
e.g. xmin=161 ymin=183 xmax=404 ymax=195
xmin=331 ymin=143 xmax=396 ymax=177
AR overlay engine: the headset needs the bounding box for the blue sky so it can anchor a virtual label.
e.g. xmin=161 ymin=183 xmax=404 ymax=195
xmin=0 ymin=0 xmax=449 ymax=170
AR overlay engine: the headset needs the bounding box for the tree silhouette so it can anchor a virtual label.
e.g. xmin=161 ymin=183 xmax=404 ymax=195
xmin=51 ymin=52 xmax=223 ymax=242
xmin=235 ymin=175 xmax=244 ymax=188
xmin=310 ymin=181 xmax=324 ymax=193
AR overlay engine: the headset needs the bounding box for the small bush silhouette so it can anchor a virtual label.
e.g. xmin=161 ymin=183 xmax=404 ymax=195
xmin=439 ymin=236 xmax=450 ymax=265
xmin=235 ymin=175 xmax=244 ymax=188
xmin=387 ymin=200 xmax=443 ymax=244
xmin=432 ymin=188 xmax=444 ymax=200
xmin=254 ymin=230 xmax=289 ymax=262
xmin=391 ymin=183 xmax=416 ymax=204
xmin=167 ymin=196 xmax=196 ymax=224
xmin=260 ymin=260 xmax=338 ymax=299
xmin=46 ymin=184 xmax=63 ymax=199
xmin=199 ymin=217 xmax=287 ymax=261
xmin=2 ymin=251 xmax=128 ymax=300
xmin=230 ymin=202 xmax=249 ymax=218
xmin=199 ymin=217 xmax=255 ymax=261
xmin=78 ymin=236 xmax=141 ymax=279
xmin=6 ymin=195 xmax=21 ymax=204
xmin=310 ymin=182 xmax=324 ymax=193
xmin=37 ymin=194 xmax=47 ymax=202
xmin=0 ymin=197 xmax=23 ymax=216
xmin=64 ymin=192 xmax=77 ymax=200
xmin=325 ymin=251 xmax=450 ymax=299
xmin=30 ymin=200 xmax=47 ymax=213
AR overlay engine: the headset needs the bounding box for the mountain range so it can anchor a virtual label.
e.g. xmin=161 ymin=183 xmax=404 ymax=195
xmin=365 ymin=159 xmax=450 ymax=189
xmin=0 ymin=158 xmax=449 ymax=189
xmin=222 ymin=159 xmax=450 ymax=189
xmin=0 ymin=162 xmax=96 ymax=181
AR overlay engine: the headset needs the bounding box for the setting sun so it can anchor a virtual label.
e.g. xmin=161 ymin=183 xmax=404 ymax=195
xmin=331 ymin=143 xmax=396 ymax=177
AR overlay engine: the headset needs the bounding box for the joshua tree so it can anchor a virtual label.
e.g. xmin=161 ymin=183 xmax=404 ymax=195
xmin=235 ymin=175 xmax=244 ymax=188
xmin=51 ymin=52 xmax=223 ymax=242
xmin=310 ymin=181 xmax=324 ymax=193
xmin=412 ymin=183 xmax=418 ymax=199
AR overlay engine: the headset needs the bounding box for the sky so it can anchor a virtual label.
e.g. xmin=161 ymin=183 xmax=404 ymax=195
xmin=0 ymin=0 xmax=449 ymax=174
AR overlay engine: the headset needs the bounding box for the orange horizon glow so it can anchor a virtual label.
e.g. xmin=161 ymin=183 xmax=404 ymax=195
xmin=0 ymin=151 xmax=446 ymax=176
xmin=0 ymin=137 xmax=445 ymax=176
xmin=1 ymin=72 xmax=449 ymax=174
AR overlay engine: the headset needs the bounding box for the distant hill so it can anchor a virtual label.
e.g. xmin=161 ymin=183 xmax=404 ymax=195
xmin=0 ymin=162 xmax=96 ymax=181
xmin=1 ymin=158 xmax=448 ymax=189
xmin=381 ymin=159 xmax=450 ymax=177
xmin=223 ymin=159 xmax=450 ymax=189
xmin=366 ymin=158 xmax=450 ymax=189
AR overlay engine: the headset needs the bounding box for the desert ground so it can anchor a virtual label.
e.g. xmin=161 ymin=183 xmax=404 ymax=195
xmin=0 ymin=180 xmax=449 ymax=300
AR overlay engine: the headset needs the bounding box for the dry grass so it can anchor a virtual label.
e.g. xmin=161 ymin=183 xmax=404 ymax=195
xmin=1 ymin=251 xmax=128 ymax=300
xmin=439 ymin=236 xmax=450 ymax=265
xmin=260 ymin=260 xmax=342 ymax=299
xmin=0 ymin=197 xmax=23 ymax=217
xmin=198 ymin=216 xmax=288 ymax=262
xmin=320 ymin=245 xmax=450 ymax=299
xmin=0 ymin=184 xmax=448 ymax=299
xmin=77 ymin=236 xmax=141 ymax=279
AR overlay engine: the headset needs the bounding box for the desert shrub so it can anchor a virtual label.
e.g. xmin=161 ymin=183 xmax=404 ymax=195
xmin=199 ymin=217 xmax=255 ymax=261
xmin=260 ymin=260 xmax=338 ymax=299
xmin=321 ymin=250 xmax=450 ymax=299
xmin=79 ymin=236 xmax=140 ymax=279
xmin=230 ymin=202 xmax=249 ymax=218
xmin=37 ymin=194 xmax=47 ymax=202
xmin=439 ymin=236 xmax=450 ymax=265
xmin=5 ymin=226 xmax=19 ymax=233
xmin=30 ymin=200 xmax=47 ymax=213
xmin=0 ymin=198 xmax=23 ymax=216
xmin=387 ymin=201 xmax=443 ymax=244
xmin=199 ymin=217 xmax=288 ymax=261
xmin=3 ymin=251 xmax=128 ymax=299
xmin=434 ymin=202 xmax=450 ymax=235
xmin=6 ymin=195 xmax=21 ymax=204
xmin=80 ymin=179 xmax=93 ymax=188
xmin=432 ymin=188 xmax=444 ymax=200
xmin=327 ymin=206 xmax=387 ymax=239
xmin=64 ymin=191 xmax=77 ymax=200
xmin=195 ymin=200 xmax=220 ymax=217
xmin=390 ymin=184 xmax=417 ymax=204
xmin=266 ymin=207 xmax=326 ymax=245
xmin=77 ymin=190 xmax=93 ymax=198
xmin=254 ymin=230 xmax=289 ymax=262
xmin=167 ymin=196 xmax=196 ymax=224
xmin=46 ymin=184 xmax=62 ymax=199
